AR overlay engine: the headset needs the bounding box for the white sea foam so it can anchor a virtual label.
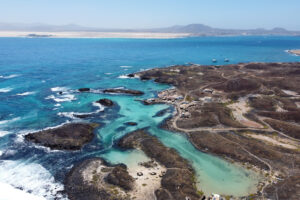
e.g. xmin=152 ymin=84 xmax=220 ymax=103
xmin=0 ymin=160 xmax=66 ymax=200
xmin=120 ymin=65 xmax=132 ymax=68
xmin=16 ymin=91 xmax=36 ymax=96
xmin=92 ymin=102 xmax=105 ymax=112
xmin=0 ymin=74 xmax=20 ymax=79
xmin=50 ymin=87 xmax=69 ymax=92
xmin=57 ymin=112 xmax=83 ymax=119
xmin=0 ymin=130 xmax=11 ymax=137
xmin=0 ymin=117 xmax=21 ymax=125
xmin=118 ymin=75 xmax=130 ymax=79
xmin=0 ymin=182 xmax=45 ymax=200
xmin=54 ymin=103 xmax=61 ymax=107
xmin=58 ymin=103 xmax=104 ymax=119
xmin=105 ymin=73 xmax=113 ymax=75
xmin=0 ymin=87 xmax=13 ymax=93
xmin=46 ymin=94 xmax=76 ymax=102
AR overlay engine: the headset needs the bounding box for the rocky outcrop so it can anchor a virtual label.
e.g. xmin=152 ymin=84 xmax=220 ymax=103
xmin=78 ymin=88 xmax=90 ymax=92
xmin=106 ymin=165 xmax=135 ymax=191
xmin=103 ymin=88 xmax=144 ymax=96
xmin=65 ymin=158 xmax=134 ymax=200
xmin=118 ymin=129 xmax=200 ymax=200
xmin=25 ymin=123 xmax=98 ymax=150
xmin=96 ymin=98 xmax=114 ymax=107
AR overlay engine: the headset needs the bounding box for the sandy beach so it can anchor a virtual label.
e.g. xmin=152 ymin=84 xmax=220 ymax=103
xmin=0 ymin=31 xmax=191 ymax=39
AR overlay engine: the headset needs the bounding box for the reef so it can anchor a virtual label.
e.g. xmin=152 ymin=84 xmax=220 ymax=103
xmin=103 ymin=88 xmax=144 ymax=96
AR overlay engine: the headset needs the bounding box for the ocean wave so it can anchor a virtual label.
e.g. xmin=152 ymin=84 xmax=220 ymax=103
xmin=0 ymin=182 xmax=45 ymax=200
xmin=0 ymin=130 xmax=11 ymax=137
xmin=16 ymin=91 xmax=36 ymax=96
xmin=0 ymin=74 xmax=20 ymax=79
xmin=58 ymin=103 xmax=104 ymax=119
xmin=0 ymin=87 xmax=13 ymax=93
xmin=45 ymin=94 xmax=76 ymax=102
xmin=120 ymin=65 xmax=132 ymax=68
xmin=0 ymin=160 xmax=66 ymax=200
xmin=50 ymin=87 xmax=69 ymax=92
xmin=105 ymin=72 xmax=113 ymax=75
xmin=118 ymin=75 xmax=130 ymax=79
xmin=0 ymin=117 xmax=21 ymax=125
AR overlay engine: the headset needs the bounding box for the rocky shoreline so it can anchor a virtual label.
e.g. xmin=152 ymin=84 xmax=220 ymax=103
xmin=64 ymin=129 xmax=201 ymax=200
xmin=135 ymin=62 xmax=300 ymax=199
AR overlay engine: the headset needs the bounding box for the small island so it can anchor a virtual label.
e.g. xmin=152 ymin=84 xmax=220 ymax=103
xmin=25 ymin=123 xmax=99 ymax=150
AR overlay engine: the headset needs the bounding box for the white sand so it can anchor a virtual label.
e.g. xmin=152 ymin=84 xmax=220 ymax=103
xmin=0 ymin=31 xmax=190 ymax=39
xmin=128 ymin=162 xmax=165 ymax=200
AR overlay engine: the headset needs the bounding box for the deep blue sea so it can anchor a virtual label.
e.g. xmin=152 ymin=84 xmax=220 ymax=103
xmin=0 ymin=36 xmax=299 ymax=199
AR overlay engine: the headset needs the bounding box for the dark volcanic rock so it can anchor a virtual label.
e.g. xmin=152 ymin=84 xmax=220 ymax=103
xmin=265 ymin=173 xmax=300 ymax=200
xmin=124 ymin=122 xmax=138 ymax=126
xmin=96 ymin=98 xmax=114 ymax=107
xmin=65 ymin=158 xmax=132 ymax=200
xmin=127 ymin=74 xmax=135 ymax=78
xmin=106 ymin=165 xmax=135 ymax=191
xmin=103 ymin=88 xmax=144 ymax=96
xmin=118 ymin=129 xmax=200 ymax=200
xmin=215 ymin=78 xmax=261 ymax=92
xmin=78 ymin=88 xmax=90 ymax=92
xmin=153 ymin=108 xmax=172 ymax=117
xmin=65 ymin=159 xmax=111 ymax=200
xmin=25 ymin=123 xmax=98 ymax=150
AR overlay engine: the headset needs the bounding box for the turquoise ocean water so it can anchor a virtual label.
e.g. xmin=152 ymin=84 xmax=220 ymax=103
xmin=0 ymin=36 xmax=299 ymax=199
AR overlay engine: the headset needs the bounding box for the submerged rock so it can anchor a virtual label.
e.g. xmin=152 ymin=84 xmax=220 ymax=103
xmin=127 ymin=74 xmax=135 ymax=78
xmin=103 ymin=88 xmax=144 ymax=96
xmin=124 ymin=122 xmax=138 ymax=126
xmin=25 ymin=123 xmax=99 ymax=150
xmin=96 ymin=98 xmax=114 ymax=107
xmin=78 ymin=88 xmax=90 ymax=92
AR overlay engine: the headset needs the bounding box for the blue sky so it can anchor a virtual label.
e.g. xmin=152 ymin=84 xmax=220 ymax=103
xmin=0 ymin=0 xmax=299 ymax=30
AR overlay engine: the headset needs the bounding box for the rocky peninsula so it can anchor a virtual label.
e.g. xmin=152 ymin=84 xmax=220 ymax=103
xmin=135 ymin=62 xmax=300 ymax=199
xmin=118 ymin=129 xmax=201 ymax=200
xmin=25 ymin=123 xmax=99 ymax=150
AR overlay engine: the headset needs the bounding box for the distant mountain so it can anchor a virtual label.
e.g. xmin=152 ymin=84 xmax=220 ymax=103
xmin=0 ymin=22 xmax=299 ymax=36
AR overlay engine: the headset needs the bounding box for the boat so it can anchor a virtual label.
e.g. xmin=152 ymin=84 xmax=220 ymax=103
xmin=212 ymin=59 xmax=217 ymax=63
xmin=224 ymin=58 xmax=229 ymax=62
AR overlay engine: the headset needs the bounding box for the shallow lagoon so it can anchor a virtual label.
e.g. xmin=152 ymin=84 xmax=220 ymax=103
xmin=0 ymin=36 xmax=300 ymax=199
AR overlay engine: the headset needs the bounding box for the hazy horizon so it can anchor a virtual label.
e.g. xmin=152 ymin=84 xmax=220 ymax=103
xmin=1 ymin=0 xmax=300 ymax=31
